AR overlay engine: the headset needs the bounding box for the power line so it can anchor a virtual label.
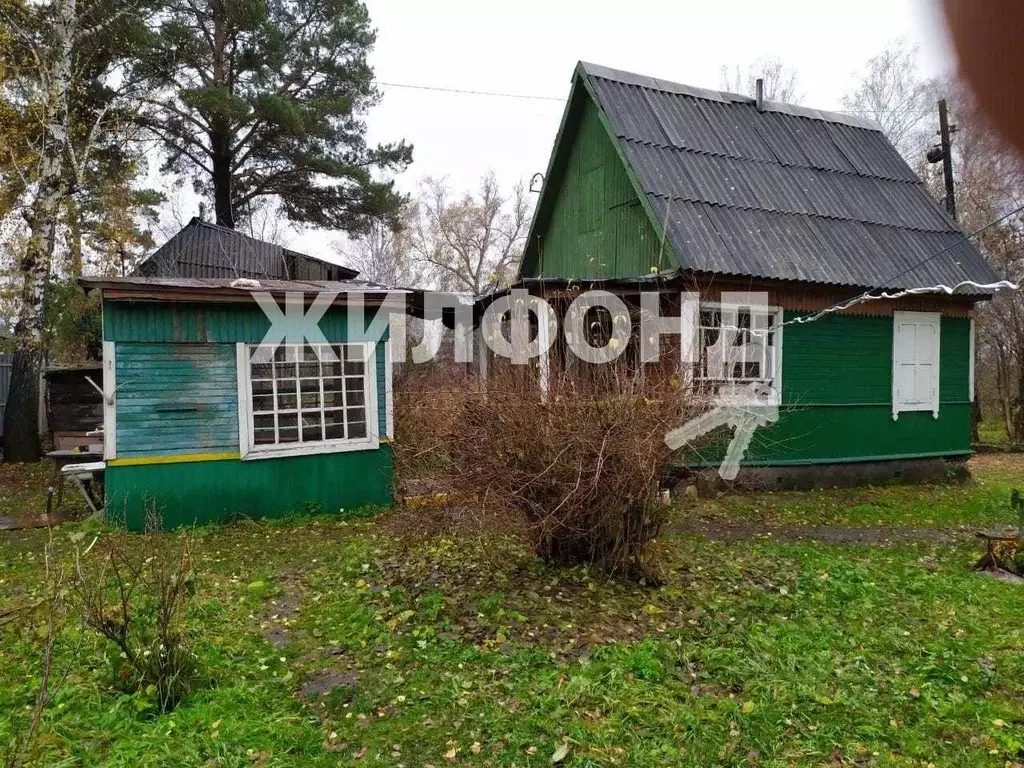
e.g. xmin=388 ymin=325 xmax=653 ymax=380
xmin=373 ymin=81 xmax=565 ymax=102
xmin=373 ymin=79 xmax=937 ymax=116
xmin=781 ymin=202 xmax=1024 ymax=329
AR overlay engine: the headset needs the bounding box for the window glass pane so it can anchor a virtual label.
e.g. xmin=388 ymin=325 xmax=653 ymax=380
xmin=301 ymin=412 xmax=322 ymax=442
xmin=348 ymin=420 xmax=367 ymax=439
xmin=252 ymin=379 xmax=273 ymax=395
xmin=347 ymin=407 xmax=366 ymax=434
xmin=251 ymin=362 xmax=273 ymax=380
xmin=325 ymin=422 xmax=345 ymax=440
xmin=278 ymin=413 xmax=298 ymax=443
xmin=345 ymin=376 xmax=364 ymax=393
xmin=300 ymin=392 xmax=321 ymax=409
xmin=253 ymin=414 xmax=275 ymax=445
xmin=252 ymin=394 xmax=274 ymax=413
xmin=322 ymin=377 xmax=343 ymax=393
xmin=347 ymin=390 xmax=365 ymax=407
xmin=344 ymin=359 xmax=365 ymax=376
xmin=275 ymin=361 xmax=297 ymax=381
xmin=277 ymin=392 xmax=297 ymax=411
xmin=300 ymin=379 xmax=320 ymax=394
xmin=298 ymin=359 xmax=319 ymax=378
xmin=323 ymin=391 xmax=345 ymax=409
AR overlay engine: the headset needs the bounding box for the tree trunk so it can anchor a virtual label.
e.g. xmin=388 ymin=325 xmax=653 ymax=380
xmin=971 ymin=396 xmax=982 ymax=443
xmin=212 ymin=128 xmax=234 ymax=229
xmin=4 ymin=176 xmax=63 ymax=462
xmin=65 ymin=195 xmax=83 ymax=275
xmin=995 ymin=350 xmax=1013 ymax=441
xmin=1014 ymin=358 xmax=1024 ymax=444
xmin=3 ymin=0 xmax=75 ymax=462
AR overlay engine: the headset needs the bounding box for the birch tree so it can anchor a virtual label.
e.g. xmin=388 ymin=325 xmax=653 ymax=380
xmin=336 ymin=214 xmax=420 ymax=287
xmin=0 ymin=0 xmax=149 ymax=460
xmin=406 ymin=173 xmax=530 ymax=295
xmin=841 ymin=38 xmax=938 ymax=160
xmin=721 ymin=57 xmax=803 ymax=103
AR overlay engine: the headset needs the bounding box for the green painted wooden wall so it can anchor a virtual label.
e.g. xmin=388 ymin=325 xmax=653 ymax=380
xmin=523 ymin=99 xmax=665 ymax=278
xmin=106 ymin=447 xmax=393 ymax=530
xmin=683 ymin=314 xmax=973 ymax=466
xmin=104 ymin=300 xmax=393 ymax=528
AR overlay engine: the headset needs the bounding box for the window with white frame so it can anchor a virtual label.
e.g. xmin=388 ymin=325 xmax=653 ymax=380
xmin=238 ymin=342 xmax=377 ymax=457
xmin=695 ymin=305 xmax=782 ymax=391
xmin=892 ymin=312 xmax=940 ymax=419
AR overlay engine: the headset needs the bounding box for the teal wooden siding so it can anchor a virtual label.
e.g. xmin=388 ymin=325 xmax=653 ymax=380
xmin=683 ymin=314 xmax=973 ymax=466
xmin=523 ymin=98 xmax=664 ymax=279
xmin=106 ymin=447 xmax=393 ymax=530
xmin=115 ymin=343 xmax=238 ymax=458
xmin=103 ymin=301 xmax=389 ymax=344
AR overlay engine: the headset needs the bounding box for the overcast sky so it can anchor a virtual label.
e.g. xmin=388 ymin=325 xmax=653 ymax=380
xmin=157 ymin=0 xmax=958 ymax=261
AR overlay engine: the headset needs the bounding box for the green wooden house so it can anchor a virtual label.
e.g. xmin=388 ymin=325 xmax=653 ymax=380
xmin=515 ymin=62 xmax=1001 ymax=481
xmin=81 ymin=274 xmax=399 ymax=529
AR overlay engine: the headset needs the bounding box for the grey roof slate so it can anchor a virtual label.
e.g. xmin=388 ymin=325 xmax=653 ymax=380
xmin=581 ymin=62 xmax=1000 ymax=293
xmin=135 ymin=219 xmax=359 ymax=282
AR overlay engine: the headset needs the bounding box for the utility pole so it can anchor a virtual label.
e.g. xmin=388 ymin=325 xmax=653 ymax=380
xmin=937 ymin=98 xmax=957 ymax=220
xmin=930 ymin=99 xmax=980 ymax=441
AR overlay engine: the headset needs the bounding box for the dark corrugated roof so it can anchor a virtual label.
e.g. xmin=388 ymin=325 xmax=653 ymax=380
xmin=82 ymin=275 xmax=399 ymax=294
xmin=580 ymin=62 xmax=1000 ymax=293
xmin=135 ymin=219 xmax=360 ymax=281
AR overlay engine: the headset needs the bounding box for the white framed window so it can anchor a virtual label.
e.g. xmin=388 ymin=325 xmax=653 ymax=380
xmin=892 ymin=311 xmax=940 ymax=420
xmin=237 ymin=342 xmax=378 ymax=459
xmin=695 ymin=304 xmax=783 ymax=395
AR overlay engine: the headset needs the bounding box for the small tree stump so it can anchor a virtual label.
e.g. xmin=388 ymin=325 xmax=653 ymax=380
xmin=974 ymin=529 xmax=1024 ymax=571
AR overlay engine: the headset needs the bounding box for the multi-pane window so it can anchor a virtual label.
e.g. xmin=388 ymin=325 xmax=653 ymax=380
xmin=242 ymin=342 xmax=375 ymax=455
xmin=695 ymin=306 xmax=781 ymax=389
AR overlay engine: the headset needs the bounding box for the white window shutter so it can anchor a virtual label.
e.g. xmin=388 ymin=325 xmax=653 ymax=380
xmin=892 ymin=312 xmax=941 ymax=420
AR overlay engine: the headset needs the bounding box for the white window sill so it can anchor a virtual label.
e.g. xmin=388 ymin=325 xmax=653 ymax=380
xmin=241 ymin=437 xmax=380 ymax=461
xmin=892 ymin=404 xmax=940 ymax=420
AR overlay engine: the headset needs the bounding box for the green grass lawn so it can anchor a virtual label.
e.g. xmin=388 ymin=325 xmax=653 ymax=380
xmin=978 ymin=420 xmax=1010 ymax=447
xmin=4 ymin=457 xmax=1024 ymax=767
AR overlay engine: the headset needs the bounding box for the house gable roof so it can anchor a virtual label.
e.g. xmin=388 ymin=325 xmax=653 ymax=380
xmin=135 ymin=218 xmax=359 ymax=281
xmin=523 ymin=61 xmax=999 ymax=294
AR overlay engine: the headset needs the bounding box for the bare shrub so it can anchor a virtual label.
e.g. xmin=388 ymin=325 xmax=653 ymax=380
xmin=73 ymin=520 xmax=198 ymax=713
xmin=3 ymin=533 xmax=80 ymax=768
xmin=396 ymin=362 xmax=696 ymax=581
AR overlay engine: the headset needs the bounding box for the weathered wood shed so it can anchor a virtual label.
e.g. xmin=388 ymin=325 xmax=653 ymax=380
xmin=81 ymin=275 xmax=400 ymax=529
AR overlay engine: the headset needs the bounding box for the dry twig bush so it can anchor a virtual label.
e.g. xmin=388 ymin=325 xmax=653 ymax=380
xmin=73 ymin=517 xmax=198 ymax=713
xmin=395 ymin=362 xmax=696 ymax=581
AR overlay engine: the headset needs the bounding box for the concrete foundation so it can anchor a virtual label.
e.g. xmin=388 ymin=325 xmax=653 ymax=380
xmin=670 ymin=456 xmax=971 ymax=494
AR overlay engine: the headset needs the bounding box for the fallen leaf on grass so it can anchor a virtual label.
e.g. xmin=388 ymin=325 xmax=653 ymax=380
xmin=551 ymin=742 xmax=570 ymax=763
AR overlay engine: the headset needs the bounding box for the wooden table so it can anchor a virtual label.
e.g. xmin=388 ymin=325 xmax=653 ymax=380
xmin=45 ymin=449 xmax=102 ymax=513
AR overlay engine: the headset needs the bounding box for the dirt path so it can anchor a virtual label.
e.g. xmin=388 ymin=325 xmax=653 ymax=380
xmin=676 ymin=518 xmax=960 ymax=545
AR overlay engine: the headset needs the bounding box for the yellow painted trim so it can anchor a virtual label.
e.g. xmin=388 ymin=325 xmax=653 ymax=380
xmin=107 ymin=452 xmax=240 ymax=467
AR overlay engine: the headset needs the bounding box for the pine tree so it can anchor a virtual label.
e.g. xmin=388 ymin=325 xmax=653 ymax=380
xmin=137 ymin=0 xmax=412 ymax=231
